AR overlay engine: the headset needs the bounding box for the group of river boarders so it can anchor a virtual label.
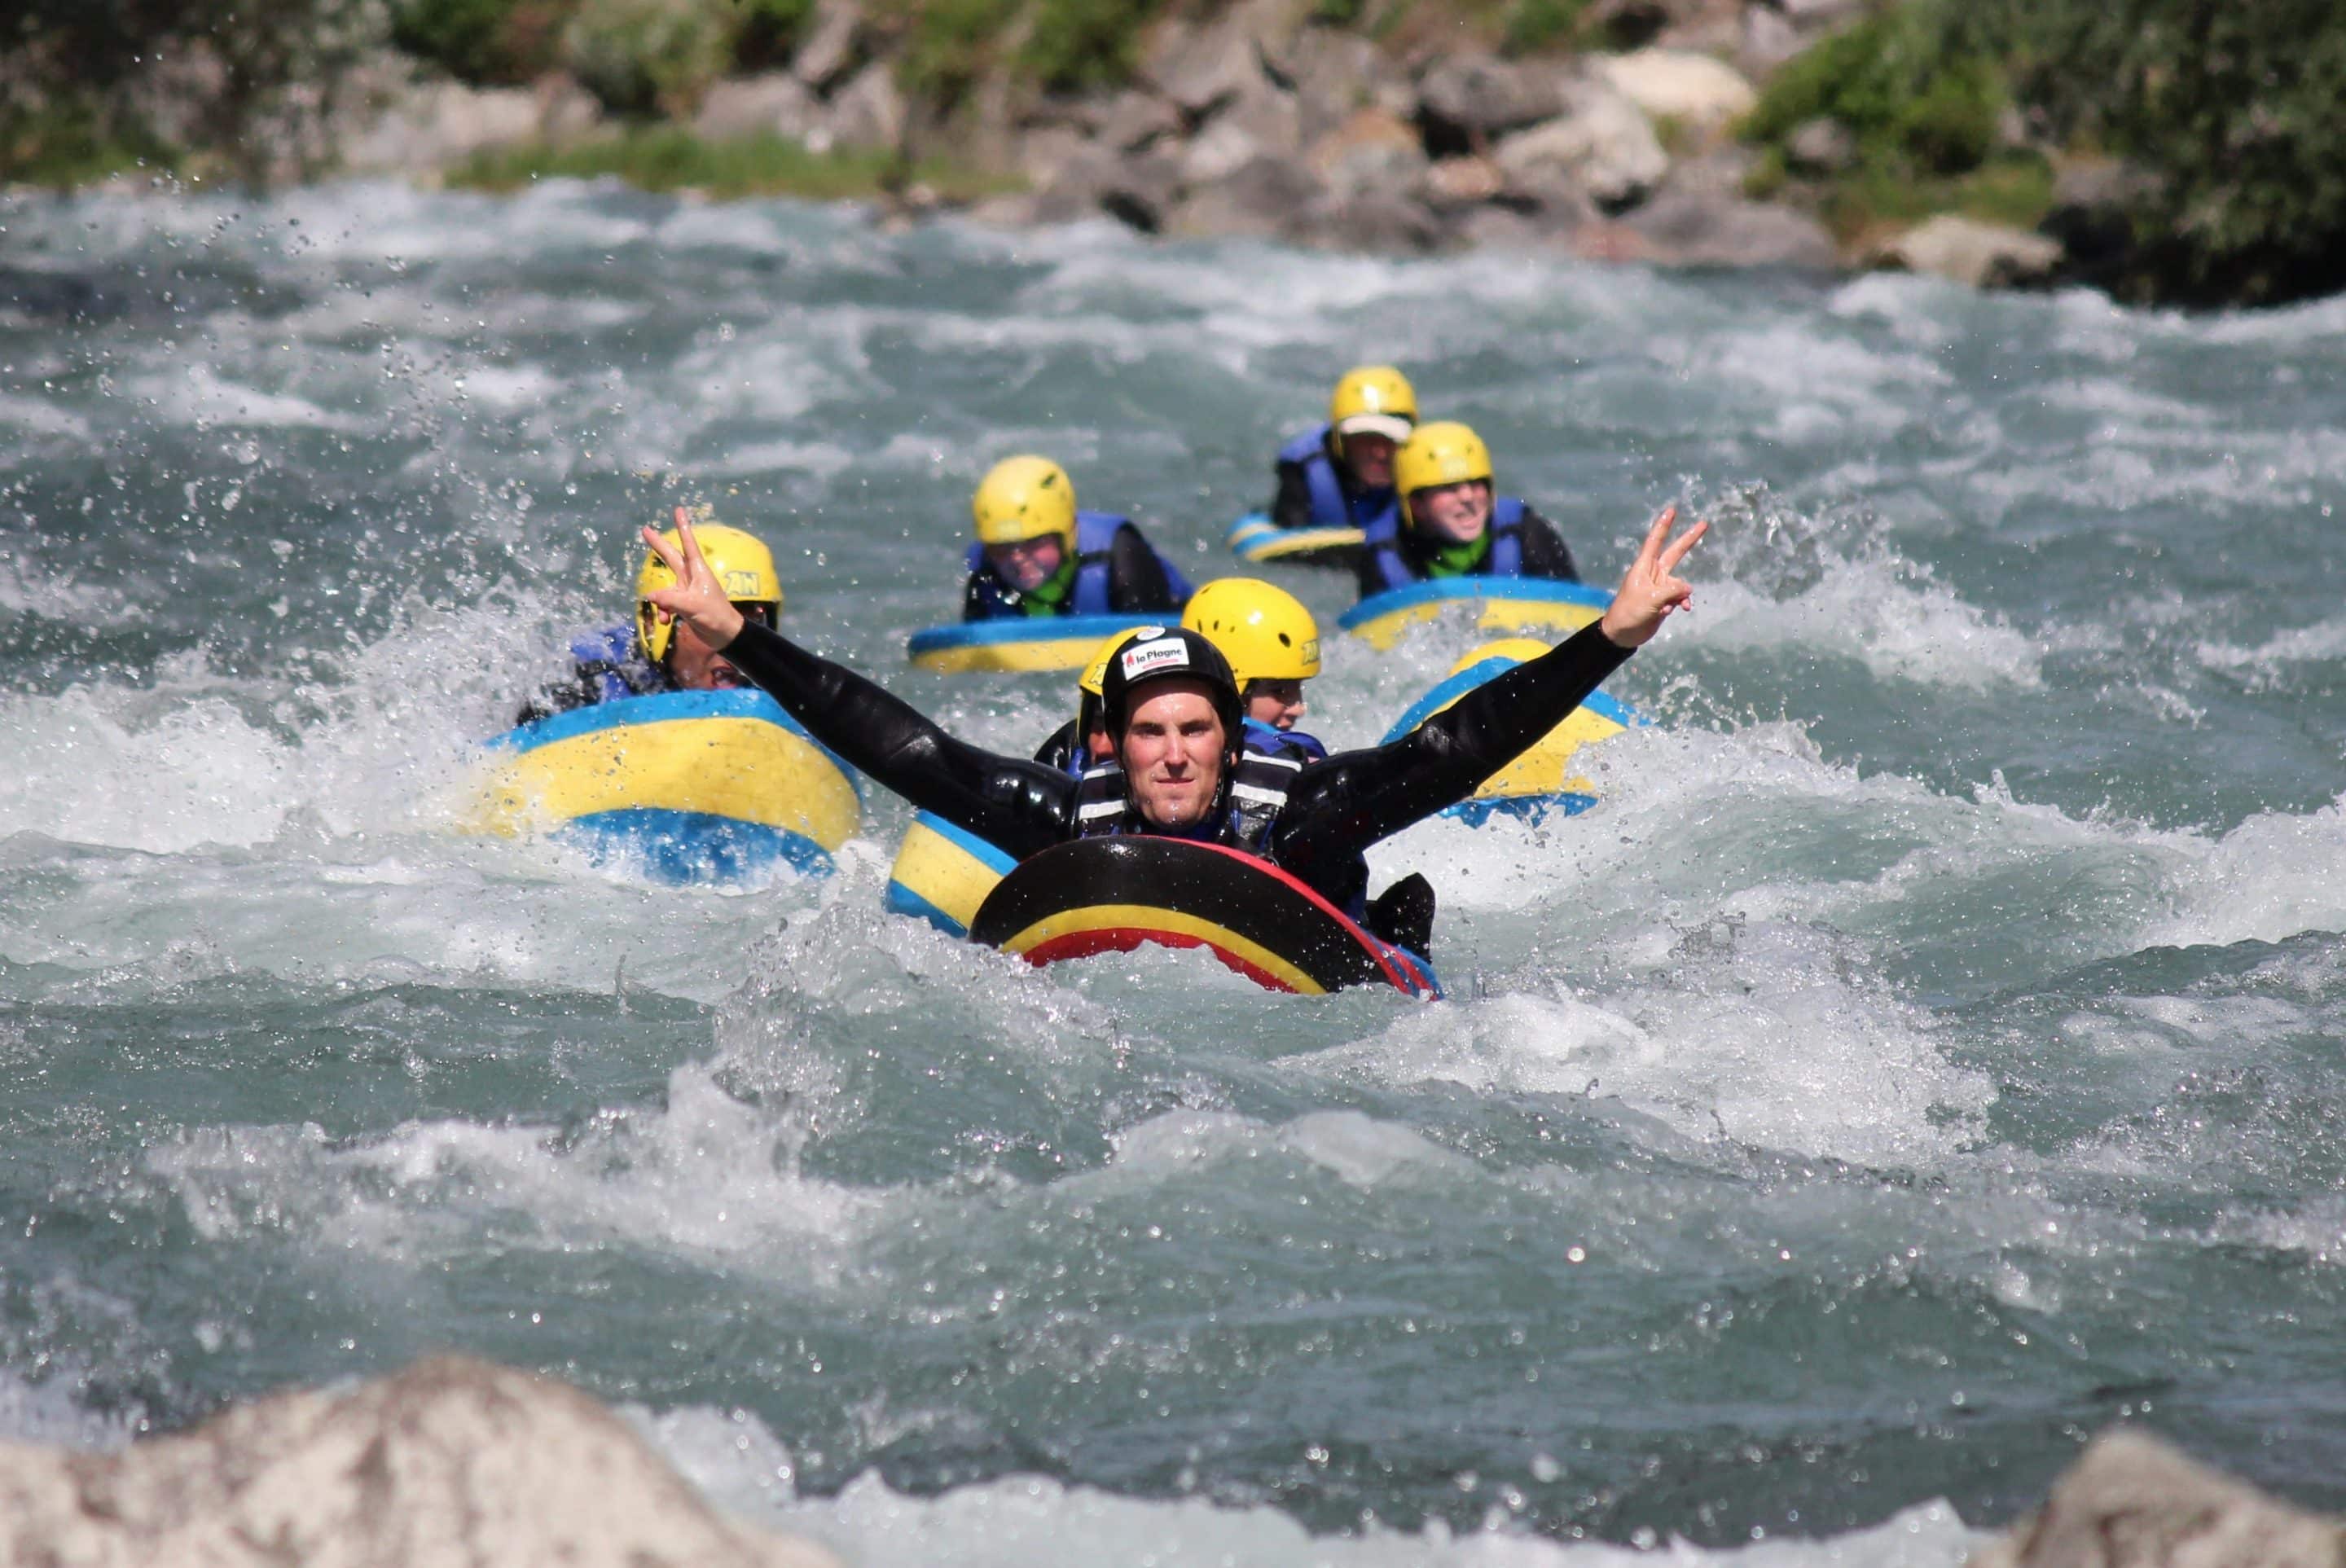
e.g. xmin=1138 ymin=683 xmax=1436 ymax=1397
xmin=517 ymin=368 xmax=1707 ymax=959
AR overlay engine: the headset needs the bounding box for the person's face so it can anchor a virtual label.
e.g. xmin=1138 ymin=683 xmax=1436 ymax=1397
xmin=1244 ymin=678 xmax=1306 ymax=731
xmin=1412 ymin=479 xmax=1493 ymax=544
xmin=1118 ymin=681 xmax=1227 ymax=828
xmin=664 ymin=602 xmax=769 ymax=690
xmin=1341 ymin=432 xmax=1397 ymax=490
xmin=985 ymin=534 xmax=1066 ymax=594
xmin=1083 ymin=720 xmax=1115 ymax=763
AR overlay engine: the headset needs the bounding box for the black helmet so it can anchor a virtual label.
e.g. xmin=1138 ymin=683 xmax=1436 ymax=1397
xmin=1098 ymin=626 xmax=1243 ymax=749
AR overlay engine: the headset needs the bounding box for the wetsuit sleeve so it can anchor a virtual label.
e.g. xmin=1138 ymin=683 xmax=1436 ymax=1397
xmin=720 ymin=623 xmax=1076 ymax=859
xmin=1271 ymin=459 xmax=1316 ymax=530
xmin=961 ymin=569 xmax=992 ymax=622
xmin=1518 ymin=506 xmax=1580 ymax=582
xmin=1272 ymin=618 xmax=1632 ymax=880
xmin=1106 ymin=523 xmax=1180 ymax=613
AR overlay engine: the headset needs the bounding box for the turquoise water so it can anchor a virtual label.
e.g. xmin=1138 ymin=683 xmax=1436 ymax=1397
xmin=6 ymin=178 xmax=2346 ymax=1563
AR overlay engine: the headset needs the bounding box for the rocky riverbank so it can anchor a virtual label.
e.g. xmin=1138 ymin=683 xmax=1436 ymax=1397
xmin=1 ymin=1353 xmax=2338 ymax=1565
xmin=2 ymin=0 xmax=2118 ymax=296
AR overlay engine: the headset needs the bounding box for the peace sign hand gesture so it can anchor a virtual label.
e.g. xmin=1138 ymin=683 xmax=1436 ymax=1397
xmin=1598 ymin=505 xmax=1707 ymax=649
xmin=641 ymin=506 xmax=747 ymax=651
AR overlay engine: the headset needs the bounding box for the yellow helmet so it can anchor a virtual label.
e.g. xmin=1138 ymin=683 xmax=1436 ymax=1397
xmin=1328 ymin=365 xmax=1417 ymax=443
xmin=972 ymin=455 xmax=1078 ymax=547
xmin=1395 ymin=420 xmax=1494 ymax=529
xmin=1181 ymin=577 xmax=1322 ymax=687
xmin=635 ymin=517 xmax=782 ymax=665
xmin=1070 ymin=628 xmax=1131 ymax=743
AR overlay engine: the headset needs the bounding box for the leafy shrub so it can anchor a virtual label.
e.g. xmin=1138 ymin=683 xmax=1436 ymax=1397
xmin=1500 ymin=0 xmax=1584 ymax=57
xmin=1742 ymin=10 xmax=2003 ymax=178
xmin=560 ymin=0 xmax=738 ymax=114
xmin=731 ymin=0 xmax=815 ymax=70
xmin=894 ymin=0 xmax=1018 ymax=109
xmin=1020 ymin=0 xmax=1161 ymax=94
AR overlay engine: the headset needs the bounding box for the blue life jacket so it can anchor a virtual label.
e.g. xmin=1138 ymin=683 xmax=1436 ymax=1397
xmin=964 ymin=511 xmax=1193 ymax=620
xmin=1360 ymin=496 xmax=1527 ymax=593
xmin=1241 ymin=715 xmax=1327 ymax=764
xmin=1280 ymin=423 xmax=1398 ymax=530
xmin=567 ymin=624 xmax=666 ymax=704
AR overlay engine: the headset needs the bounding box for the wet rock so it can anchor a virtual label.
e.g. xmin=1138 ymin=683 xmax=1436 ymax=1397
xmin=695 ymin=72 xmax=819 ymax=142
xmin=1416 ymin=51 xmax=1569 ymax=145
xmin=1623 ymin=188 xmax=1835 ymax=267
xmin=2040 ymin=157 xmax=2161 ymax=283
xmin=1146 ymin=12 xmax=1268 ymax=116
xmin=1297 ymin=189 xmax=1442 ymax=253
xmin=1419 ymin=153 xmax=1505 ymax=207
xmin=1169 ymin=153 xmax=1325 ymax=240
xmin=1598 ymin=48 xmax=1755 ymax=131
xmin=1786 ymin=114 xmax=1855 ymax=173
xmin=813 ymin=59 xmax=903 ymax=152
xmin=791 ymin=0 xmax=868 ymax=94
xmin=1097 ymin=89 xmax=1184 ymax=154
xmin=1100 ymin=148 xmax=1187 ymax=233
xmin=1180 ymin=81 xmax=1304 ymax=186
xmin=1973 ymin=1429 xmax=2346 ymax=1568
xmin=342 ymin=73 xmax=605 ymax=175
xmin=1492 ymin=75 xmax=1667 ymax=211
xmin=1307 ymin=107 xmax=1428 ymax=201
xmin=0 ymin=1355 xmax=837 ymax=1568
xmin=1288 ymin=29 xmax=1415 ymax=145
xmin=1873 ymin=213 xmax=2063 ymax=290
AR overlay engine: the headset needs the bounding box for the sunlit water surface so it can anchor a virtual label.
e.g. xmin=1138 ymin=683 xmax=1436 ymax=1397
xmin=6 ymin=180 xmax=2346 ymax=1564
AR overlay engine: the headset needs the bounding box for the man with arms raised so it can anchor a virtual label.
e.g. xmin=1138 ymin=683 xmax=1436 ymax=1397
xmin=644 ymin=507 xmax=1704 ymax=947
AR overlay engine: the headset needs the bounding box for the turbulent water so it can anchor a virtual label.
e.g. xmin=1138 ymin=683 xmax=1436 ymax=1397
xmin=5 ymin=178 xmax=2346 ymax=1564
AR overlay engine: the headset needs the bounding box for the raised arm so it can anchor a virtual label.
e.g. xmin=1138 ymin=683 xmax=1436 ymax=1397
xmin=642 ymin=510 xmax=1076 ymax=859
xmin=1274 ymin=507 xmax=1704 ymax=876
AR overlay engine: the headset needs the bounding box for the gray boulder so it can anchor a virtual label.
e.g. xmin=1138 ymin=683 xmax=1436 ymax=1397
xmin=1786 ymin=114 xmax=1855 ymax=173
xmin=1974 ymin=1429 xmax=2346 ymax=1568
xmin=1623 ymin=187 xmax=1836 ymax=267
xmin=1419 ymin=153 xmax=1505 ymax=207
xmin=1873 ymin=213 xmax=2063 ymax=290
xmin=340 ymin=73 xmax=606 ymax=175
xmin=1492 ymin=75 xmax=1667 ymax=210
xmin=1180 ymin=81 xmax=1304 ymax=186
xmin=1287 ymin=29 xmax=1415 ymax=145
xmin=1169 ymin=153 xmax=1325 ymax=240
xmin=1296 ymin=189 xmax=1443 ymax=253
xmin=1598 ymin=48 xmax=1755 ymax=131
xmin=0 ymin=1356 xmax=836 ymax=1568
xmin=812 ymin=59 xmax=904 ymax=152
xmin=694 ymin=72 xmax=818 ymax=142
xmin=1417 ymin=51 xmax=1569 ymax=142
xmin=1307 ymin=107 xmax=1429 ymax=200
xmin=1146 ymin=11 xmax=1269 ymax=115
xmin=1100 ymin=148 xmax=1188 ymax=233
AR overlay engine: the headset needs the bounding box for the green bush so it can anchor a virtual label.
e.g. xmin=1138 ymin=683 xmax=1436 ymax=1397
xmin=1019 ymin=0 xmax=1161 ymax=94
xmin=731 ymin=0 xmax=815 ymax=70
xmin=1500 ymin=0 xmax=1584 ymax=57
xmin=894 ymin=0 xmax=1018 ymax=109
xmin=560 ymin=0 xmax=736 ymax=114
xmin=446 ymin=123 xmax=1022 ymax=200
xmin=1742 ymin=10 xmax=2005 ymax=178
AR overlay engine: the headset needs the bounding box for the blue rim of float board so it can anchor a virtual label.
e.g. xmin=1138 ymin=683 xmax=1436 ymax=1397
xmin=907 ymin=612 xmax=1165 ymax=657
xmin=556 ymin=808 xmax=835 ymax=883
xmin=882 ymin=814 xmax=1021 ymax=938
xmin=1381 ymin=661 xmax=1641 ymax=744
xmin=484 ymin=687 xmax=863 ymax=804
xmin=1443 ymin=792 xmax=1598 ymax=828
xmin=1337 ymin=575 xmax=1614 ymax=632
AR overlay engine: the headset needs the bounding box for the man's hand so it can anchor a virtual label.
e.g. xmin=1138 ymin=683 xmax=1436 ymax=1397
xmin=641 ymin=506 xmax=747 ymax=651
xmin=1598 ymin=505 xmax=1707 ymax=650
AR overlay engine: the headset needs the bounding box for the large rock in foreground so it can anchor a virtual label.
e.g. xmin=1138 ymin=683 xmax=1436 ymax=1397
xmin=0 ymin=1355 xmax=837 ymax=1568
xmin=1976 ymin=1429 xmax=2345 ymax=1568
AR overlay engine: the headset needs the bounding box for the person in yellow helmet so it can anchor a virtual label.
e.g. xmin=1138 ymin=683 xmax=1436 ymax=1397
xmin=1269 ymin=366 xmax=1417 ymax=536
xmin=1181 ymin=577 xmax=1329 ymax=761
xmin=1356 ymin=420 xmax=1580 ymax=598
xmin=515 ymin=513 xmax=782 ymax=725
xmin=962 ymin=455 xmax=1193 ymax=621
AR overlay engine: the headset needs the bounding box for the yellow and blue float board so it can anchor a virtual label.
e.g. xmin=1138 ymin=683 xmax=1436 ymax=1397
xmin=1382 ymin=639 xmax=1638 ymax=825
xmin=907 ymin=613 xmax=1167 ymax=674
xmin=1225 ymin=510 xmax=1365 ymax=567
xmin=884 ymin=810 xmax=1017 ymax=938
xmin=969 ymin=837 xmax=1440 ymax=999
xmin=1339 ymin=576 xmax=1611 ymax=652
xmin=464 ymin=688 xmax=862 ymax=882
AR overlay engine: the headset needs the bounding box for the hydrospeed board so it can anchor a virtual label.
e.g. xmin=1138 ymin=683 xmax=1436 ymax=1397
xmin=1224 ymin=510 xmax=1365 ymax=567
xmin=907 ymin=613 xmax=1170 ymax=674
xmin=1339 ymin=576 xmax=1611 ymax=652
xmin=1383 ymin=638 xmax=1637 ymax=825
xmin=462 ymin=688 xmax=862 ymax=882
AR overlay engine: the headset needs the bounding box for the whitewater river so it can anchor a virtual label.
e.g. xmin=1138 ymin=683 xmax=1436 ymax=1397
xmin=5 ymin=180 xmax=2346 ymax=1564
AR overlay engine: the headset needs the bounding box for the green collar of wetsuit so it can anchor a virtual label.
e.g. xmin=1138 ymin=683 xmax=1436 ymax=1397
xmin=1420 ymin=531 xmax=1492 ymax=578
xmin=1016 ymin=553 xmax=1080 ymax=616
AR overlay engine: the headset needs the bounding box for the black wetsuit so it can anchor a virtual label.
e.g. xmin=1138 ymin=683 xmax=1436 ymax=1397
xmin=1352 ymin=505 xmax=1581 ymax=597
xmin=722 ymin=617 xmax=1633 ymax=917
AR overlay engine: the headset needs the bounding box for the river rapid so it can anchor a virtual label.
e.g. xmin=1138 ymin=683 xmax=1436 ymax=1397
xmin=5 ymin=179 xmax=2346 ymax=1564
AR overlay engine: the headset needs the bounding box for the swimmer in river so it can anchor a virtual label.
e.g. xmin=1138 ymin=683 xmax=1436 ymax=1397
xmin=1355 ymin=421 xmax=1581 ymax=600
xmin=1269 ymin=365 xmax=1417 ymax=538
xmin=961 ymin=455 xmax=1192 ymax=621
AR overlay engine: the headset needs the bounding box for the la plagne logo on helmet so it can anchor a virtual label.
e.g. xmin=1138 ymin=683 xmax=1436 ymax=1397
xmin=1120 ymin=636 xmax=1190 ymax=680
